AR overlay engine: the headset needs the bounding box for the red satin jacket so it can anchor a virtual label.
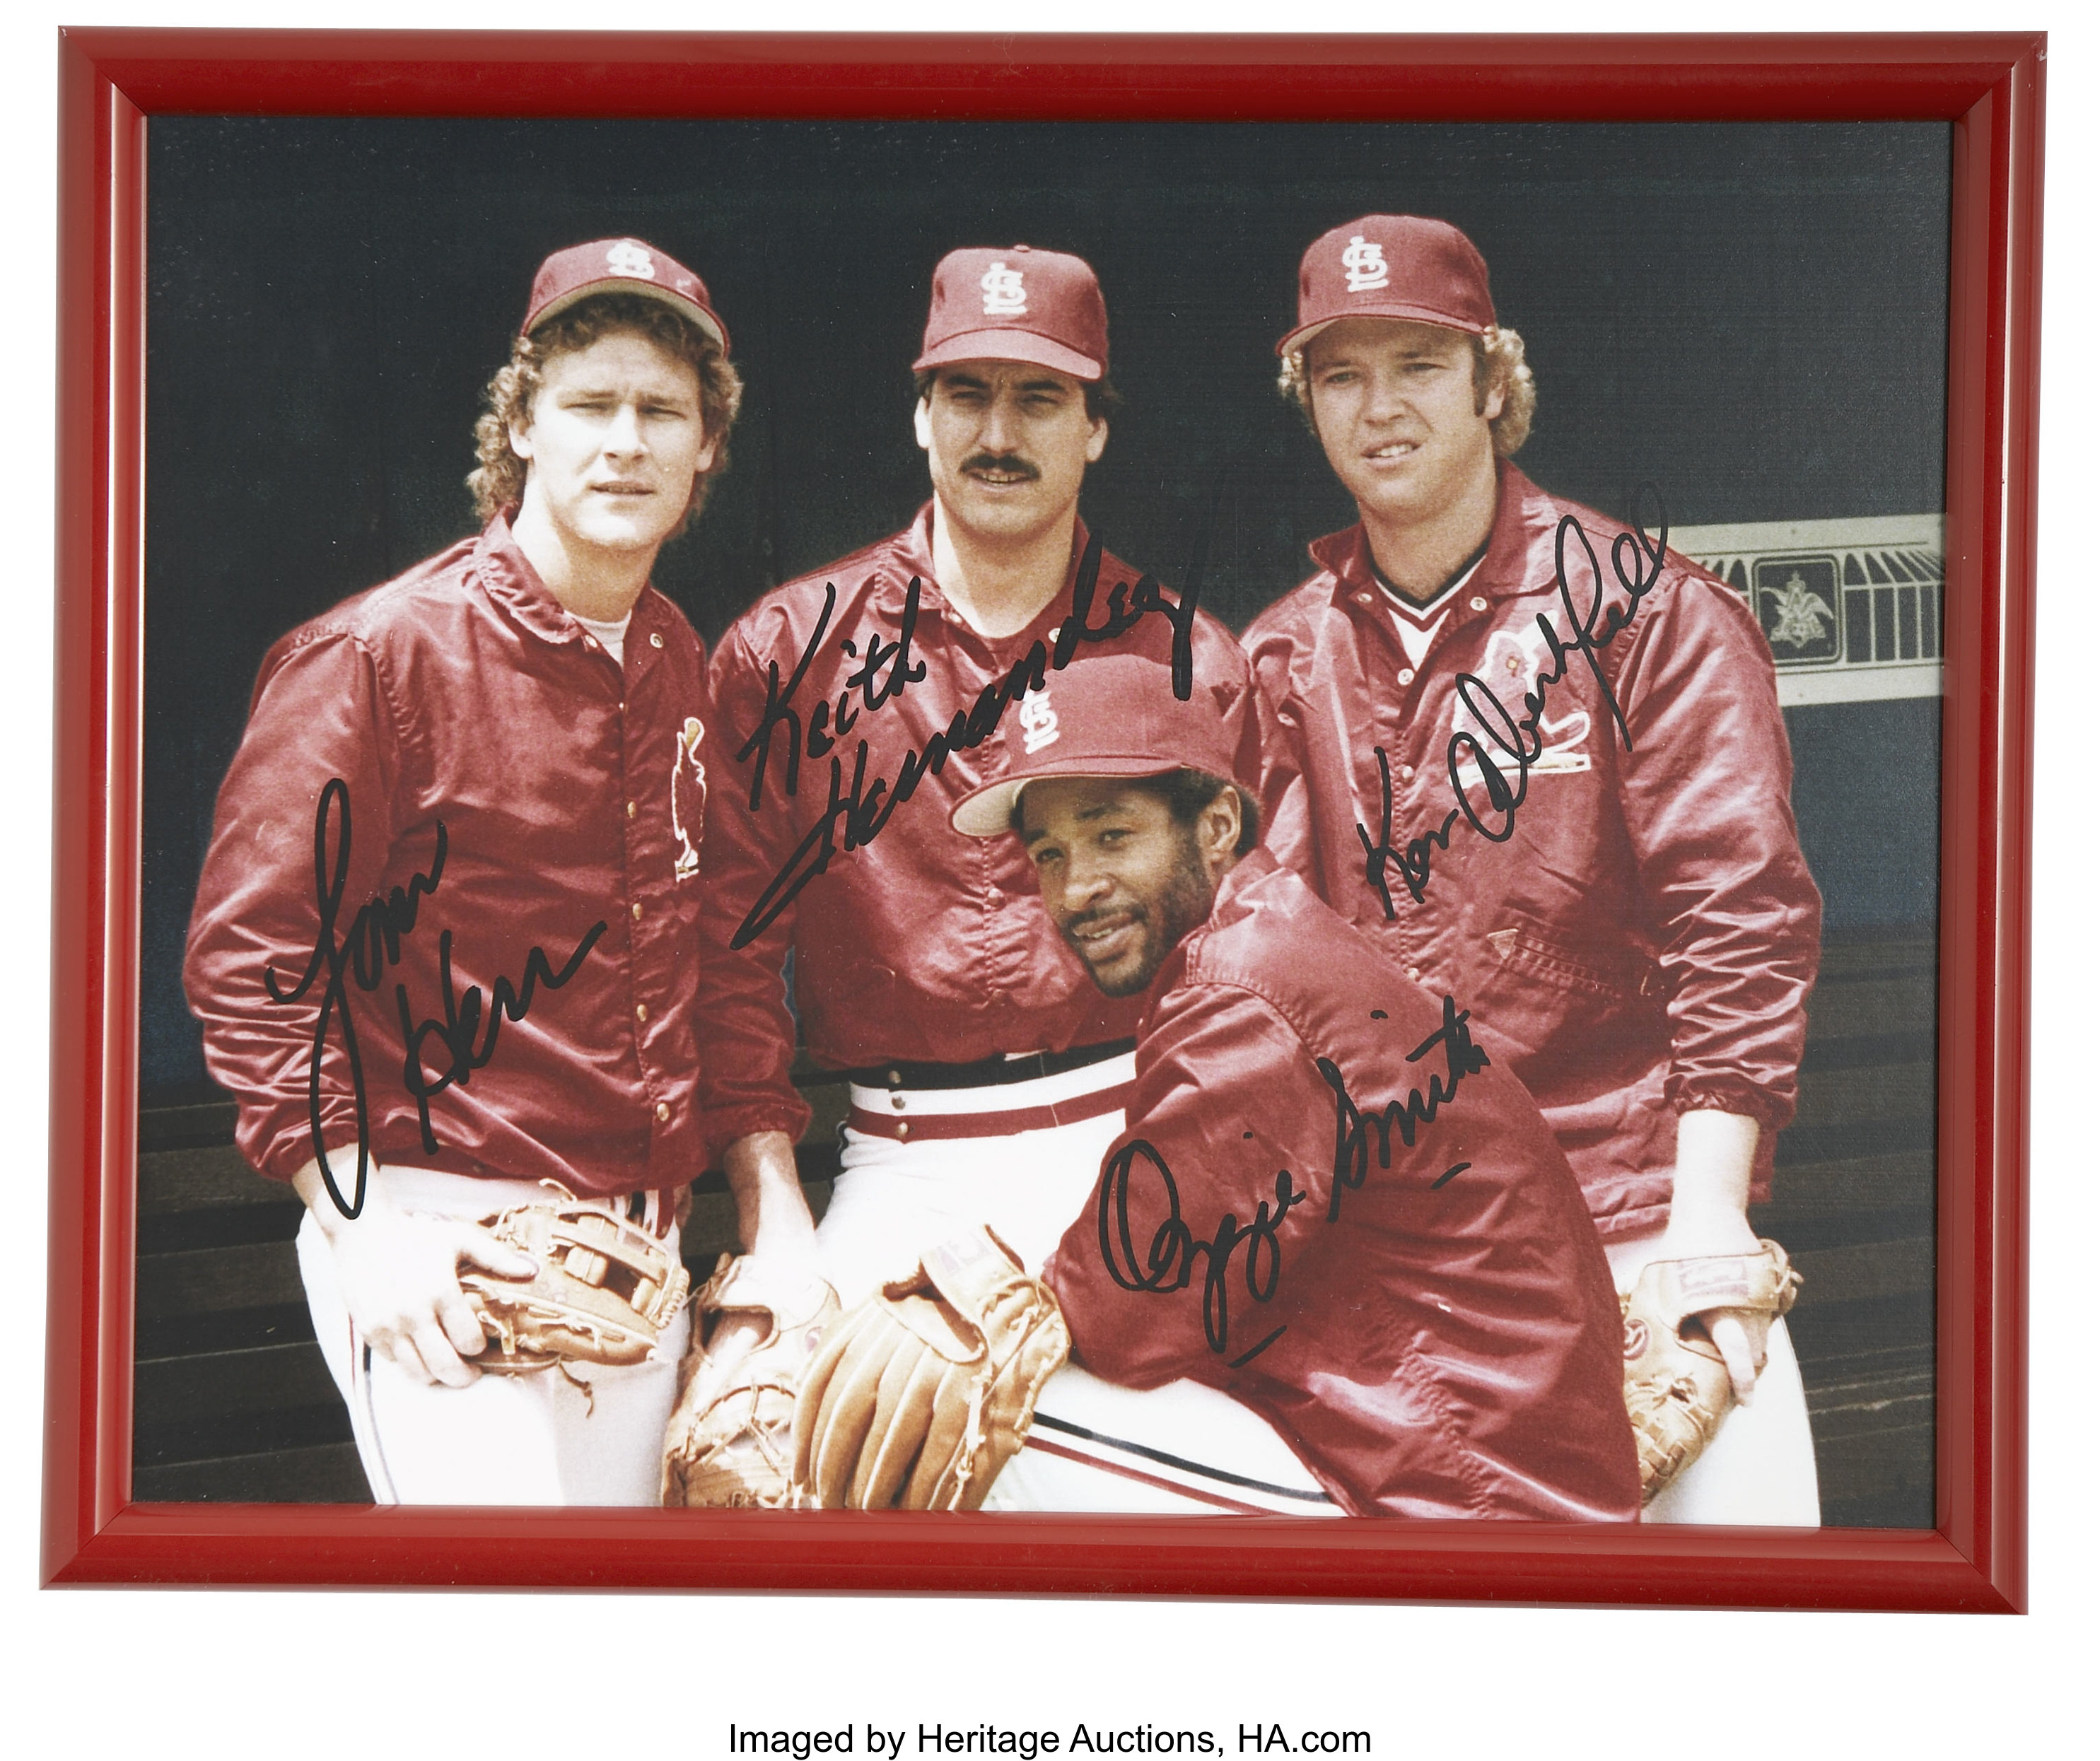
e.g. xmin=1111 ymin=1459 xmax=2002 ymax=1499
xmin=693 ymin=504 xmax=1267 ymax=1165
xmin=1243 ymin=464 xmax=1822 ymax=1236
xmin=1043 ymin=850 xmax=1640 ymax=1520
xmin=185 ymin=517 xmax=711 ymax=1199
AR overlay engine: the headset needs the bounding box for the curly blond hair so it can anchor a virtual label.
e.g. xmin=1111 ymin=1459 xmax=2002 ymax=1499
xmin=1278 ymin=324 xmax=1535 ymax=458
xmin=468 ymin=291 xmax=745 ymax=531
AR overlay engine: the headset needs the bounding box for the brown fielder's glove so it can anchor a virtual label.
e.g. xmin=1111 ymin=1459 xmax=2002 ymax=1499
xmin=794 ymin=1227 xmax=1069 ymax=1511
xmin=1620 ymin=1239 xmax=1803 ymax=1502
xmin=457 ymin=1183 xmax=691 ymax=1373
xmin=661 ymin=1256 xmax=840 ymax=1508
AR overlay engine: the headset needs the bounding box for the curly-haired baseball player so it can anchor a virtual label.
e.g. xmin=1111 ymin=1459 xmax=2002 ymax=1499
xmin=185 ymin=239 xmax=744 ymax=1504
xmin=1244 ymin=214 xmax=1823 ymax=1522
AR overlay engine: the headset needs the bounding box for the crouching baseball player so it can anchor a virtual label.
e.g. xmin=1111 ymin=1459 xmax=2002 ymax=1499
xmin=185 ymin=239 xmax=747 ymax=1504
xmin=791 ymin=652 xmax=1640 ymax=1519
xmin=1244 ymin=214 xmax=1821 ymax=1521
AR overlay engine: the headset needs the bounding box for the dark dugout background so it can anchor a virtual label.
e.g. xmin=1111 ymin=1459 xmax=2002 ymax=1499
xmin=136 ymin=118 xmax=1949 ymax=1521
xmin=143 ymin=117 xmax=1948 ymax=1097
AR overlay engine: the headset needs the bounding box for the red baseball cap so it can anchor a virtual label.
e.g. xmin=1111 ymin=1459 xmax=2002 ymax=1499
xmin=914 ymin=244 xmax=1108 ymax=383
xmin=522 ymin=238 xmax=731 ymax=353
xmin=1276 ymin=214 xmax=1495 ymax=357
xmin=950 ymin=653 xmax=1256 ymax=837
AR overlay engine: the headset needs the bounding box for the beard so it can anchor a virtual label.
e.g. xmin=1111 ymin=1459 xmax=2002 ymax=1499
xmin=1061 ymin=832 xmax=1218 ymax=997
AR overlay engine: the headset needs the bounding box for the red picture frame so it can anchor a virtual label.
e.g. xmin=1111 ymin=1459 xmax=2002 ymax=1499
xmin=45 ymin=29 xmax=2041 ymax=1608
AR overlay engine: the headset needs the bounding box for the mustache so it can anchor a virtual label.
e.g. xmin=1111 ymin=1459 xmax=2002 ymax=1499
xmin=960 ymin=452 xmax=1040 ymax=480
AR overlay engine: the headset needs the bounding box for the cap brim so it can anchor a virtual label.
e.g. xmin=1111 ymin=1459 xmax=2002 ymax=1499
xmin=1276 ymin=304 xmax=1491 ymax=357
xmin=914 ymin=329 xmax=1103 ymax=382
xmin=951 ymin=755 xmax=1191 ymax=838
xmin=527 ymin=279 xmax=729 ymax=352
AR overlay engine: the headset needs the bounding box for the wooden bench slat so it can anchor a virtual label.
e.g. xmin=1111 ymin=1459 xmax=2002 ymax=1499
xmin=134 ymin=1442 xmax=370 ymax=1504
xmin=1787 ymin=1060 xmax=1935 ymax=1131
xmin=139 ymin=1143 xmax=298 ymax=1217
xmin=136 ymin=1341 xmax=340 ymax=1427
xmin=139 ymin=1241 xmax=307 ymax=1318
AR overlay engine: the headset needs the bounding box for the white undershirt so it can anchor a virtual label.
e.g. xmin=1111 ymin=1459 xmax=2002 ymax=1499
xmin=1381 ymin=556 xmax=1485 ymax=671
xmin=571 ymin=610 xmax=633 ymax=667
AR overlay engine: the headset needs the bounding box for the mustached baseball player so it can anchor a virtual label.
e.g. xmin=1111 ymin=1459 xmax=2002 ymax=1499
xmin=1244 ymin=215 xmax=1824 ymax=1522
xmin=665 ymin=246 xmax=1271 ymax=1504
xmin=791 ymin=650 xmax=1639 ymax=1519
xmin=185 ymin=240 xmax=744 ymax=1504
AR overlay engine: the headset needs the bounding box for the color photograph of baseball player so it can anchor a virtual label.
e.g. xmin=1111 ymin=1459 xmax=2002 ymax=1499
xmin=1243 ymin=215 xmax=1821 ymax=1522
xmin=136 ymin=118 xmax=1946 ymax=1528
xmin=908 ymin=650 xmax=1638 ymax=1519
xmin=182 ymin=239 xmax=740 ymax=1503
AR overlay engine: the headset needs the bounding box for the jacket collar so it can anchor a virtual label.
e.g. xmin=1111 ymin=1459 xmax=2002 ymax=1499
xmin=868 ymin=501 xmax=1099 ymax=645
xmin=1149 ymin=847 xmax=1283 ymax=1007
xmin=1307 ymin=459 xmax=1560 ymax=612
xmin=472 ymin=512 xmax=672 ymax=661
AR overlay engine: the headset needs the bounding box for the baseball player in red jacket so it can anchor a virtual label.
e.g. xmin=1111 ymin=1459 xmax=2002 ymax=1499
xmin=684 ymin=245 xmax=1270 ymax=1464
xmin=1244 ymin=214 xmax=1823 ymax=1522
xmin=945 ymin=651 xmax=1640 ymax=1519
xmin=185 ymin=240 xmax=743 ymax=1504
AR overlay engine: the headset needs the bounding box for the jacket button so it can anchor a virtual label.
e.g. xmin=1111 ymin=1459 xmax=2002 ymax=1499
xmin=1400 ymin=765 xmax=1415 ymax=780
xmin=1407 ymin=966 xmax=1421 ymax=982
xmin=650 ymin=632 xmax=665 ymax=649
xmin=635 ymin=1003 xmax=648 ymax=1022
xmin=887 ymin=1069 xmax=902 ymax=1085
xmin=1470 ymin=596 xmax=1488 ymax=612
xmin=655 ymin=1101 xmax=671 ymax=1123
xmin=631 ymin=901 xmax=643 ymax=920
xmin=626 ymin=801 xmax=637 ymax=818
xmin=896 ymin=1121 xmax=910 ymax=1140
xmin=890 ymin=1094 xmax=907 ymax=1111
xmin=583 ymin=633 xmax=598 ymax=649
xmin=1355 ymin=591 xmax=1373 ymax=605
xmin=1398 ymin=668 xmax=1416 ymax=685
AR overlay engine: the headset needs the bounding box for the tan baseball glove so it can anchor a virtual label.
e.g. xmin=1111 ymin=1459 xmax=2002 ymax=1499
xmin=1620 ymin=1239 xmax=1803 ymax=1502
xmin=661 ymin=1256 xmax=840 ymax=1508
xmin=457 ymin=1183 xmax=690 ymax=1373
xmin=794 ymin=1227 xmax=1068 ymax=1511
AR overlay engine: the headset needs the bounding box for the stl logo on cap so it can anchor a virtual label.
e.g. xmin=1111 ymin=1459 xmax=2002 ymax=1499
xmin=606 ymin=241 xmax=658 ymax=281
xmin=1341 ymin=234 xmax=1390 ymax=293
xmin=981 ymin=261 xmax=1028 ymax=316
xmin=1017 ymin=689 xmax=1060 ymax=754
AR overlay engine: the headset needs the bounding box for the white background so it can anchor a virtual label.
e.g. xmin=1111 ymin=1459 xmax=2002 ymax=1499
xmin=2 ymin=4 xmax=2089 ymax=1749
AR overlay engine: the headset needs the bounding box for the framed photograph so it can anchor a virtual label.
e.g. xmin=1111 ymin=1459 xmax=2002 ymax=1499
xmin=45 ymin=30 xmax=2038 ymax=1608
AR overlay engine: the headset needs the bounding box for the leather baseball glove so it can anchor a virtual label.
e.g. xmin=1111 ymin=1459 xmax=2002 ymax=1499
xmin=1620 ymin=1239 xmax=1803 ymax=1502
xmin=662 ymin=1255 xmax=840 ymax=1508
xmin=794 ymin=1227 xmax=1068 ymax=1511
xmin=458 ymin=1183 xmax=691 ymax=1373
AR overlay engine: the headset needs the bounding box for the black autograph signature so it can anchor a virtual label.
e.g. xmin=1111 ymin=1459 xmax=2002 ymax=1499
xmin=729 ymin=533 xmax=1203 ymax=947
xmin=1097 ymin=1139 xmax=1306 ymax=1367
xmin=1317 ymin=994 xmax=1490 ymax=1222
xmin=261 ymin=778 xmax=604 ymax=1218
xmin=1356 ymin=491 xmax=1669 ymax=916
xmin=262 ymin=777 xmax=445 ymax=1219
xmin=1095 ymin=995 xmax=1485 ymax=1365
xmin=394 ymin=922 xmax=605 ymax=1159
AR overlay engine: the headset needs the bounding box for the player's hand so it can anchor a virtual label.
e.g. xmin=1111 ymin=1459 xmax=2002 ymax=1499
xmin=293 ymin=1159 xmax=538 ymax=1388
xmin=683 ymin=1251 xmax=828 ymax=1410
xmin=1654 ymin=1200 xmax=1769 ymax=1405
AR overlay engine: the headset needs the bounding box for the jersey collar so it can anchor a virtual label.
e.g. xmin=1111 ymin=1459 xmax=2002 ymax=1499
xmin=1308 ymin=460 xmax=1560 ymax=614
xmin=472 ymin=512 xmax=672 ymax=669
